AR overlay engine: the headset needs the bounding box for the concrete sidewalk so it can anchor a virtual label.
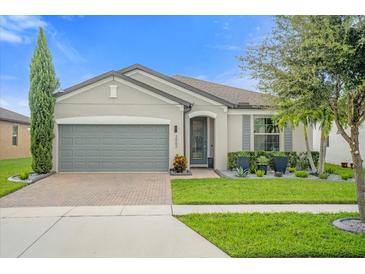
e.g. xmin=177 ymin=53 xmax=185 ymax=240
xmin=0 ymin=204 xmax=358 ymax=218
xmin=0 ymin=208 xmax=228 ymax=258
xmin=0 ymin=205 xmax=357 ymax=258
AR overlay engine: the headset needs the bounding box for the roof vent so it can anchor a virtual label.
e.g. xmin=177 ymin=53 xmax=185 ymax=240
xmin=109 ymin=85 xmax=118 ymax=98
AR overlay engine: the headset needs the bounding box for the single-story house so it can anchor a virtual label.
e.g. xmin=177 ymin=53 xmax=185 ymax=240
xmin=313 ymin=123 xmax=364 ymax=165
xmin=0 ymin=107 xmax=31 ymax=160
xmin=53 ymin=64 xmax=312 ymax=172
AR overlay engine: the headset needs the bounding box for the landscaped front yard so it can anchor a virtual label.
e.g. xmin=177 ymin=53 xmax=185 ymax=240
xmin=0 ymin=158 xmax=31 ymax=198
xmin=325 ymin=163 xmax=365 ymax=178
xmin=172 ymin=178 xmax=356 ymax=204
xmin=177 ymin=212 xmax=365 ymax=257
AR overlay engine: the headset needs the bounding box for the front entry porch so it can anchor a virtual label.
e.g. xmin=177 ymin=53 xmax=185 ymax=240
xmin=189 ymin=116 xmax=215 ymax=168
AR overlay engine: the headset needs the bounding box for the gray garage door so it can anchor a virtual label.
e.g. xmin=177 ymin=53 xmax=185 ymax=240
xmin=58 ymin=125 xmax=169 ymax=172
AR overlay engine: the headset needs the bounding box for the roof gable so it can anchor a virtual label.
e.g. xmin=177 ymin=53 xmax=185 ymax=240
xmin=119 ymin=64 xmax=235 ymax=107
xmin=54 ymin=71 xmax=191 ymax=107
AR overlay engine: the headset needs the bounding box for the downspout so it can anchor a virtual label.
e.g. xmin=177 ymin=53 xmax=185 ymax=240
xmin=183 ymin=104 xmax=193 ymax=157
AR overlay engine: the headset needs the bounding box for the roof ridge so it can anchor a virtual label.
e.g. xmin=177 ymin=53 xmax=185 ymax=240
xmin=118 ymin=64 xmax=235 ymax=107
xmin=173 ymin=74 xmax=260 ymax=95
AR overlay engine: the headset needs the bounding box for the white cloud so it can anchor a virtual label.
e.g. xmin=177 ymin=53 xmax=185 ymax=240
xmin=53 ymin=38 xmax=84 ymax=63
xmin=212 ymin=44 xmax=241 ymax=51
xmin=0 ymin=15 xmax=46 ymax=44
xmin=0 ymin=28 xmax=22 ymax=43
xmin=6 ymin=16 xmax=47 ymax=30
xmin=0 ymin=16 xmax=83 ymax=63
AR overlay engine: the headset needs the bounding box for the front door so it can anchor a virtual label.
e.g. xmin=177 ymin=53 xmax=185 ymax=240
xmin=190 ymin=117 xmax=207 ymax=165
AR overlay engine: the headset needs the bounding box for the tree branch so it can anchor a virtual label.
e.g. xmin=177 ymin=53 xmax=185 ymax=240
xmin=329 ymin=85 xmax=352 ymax=144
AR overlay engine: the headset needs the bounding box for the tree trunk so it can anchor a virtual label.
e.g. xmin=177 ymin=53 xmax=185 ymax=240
xmin=318 ymin=130 xmax=327 ymax=175
xmin=349 ymin=127 xmax=365 ymax=223
xmin=304 ymin=126 xmax=317 ymax=173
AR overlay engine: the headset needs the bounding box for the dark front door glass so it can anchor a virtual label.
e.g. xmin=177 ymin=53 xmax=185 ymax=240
xmin=190 ymin=117 xmax=207 ymax=165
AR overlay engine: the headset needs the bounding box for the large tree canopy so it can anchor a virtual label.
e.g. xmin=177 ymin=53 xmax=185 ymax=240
xmin=241 ymin=15 xmax=365 ymax=222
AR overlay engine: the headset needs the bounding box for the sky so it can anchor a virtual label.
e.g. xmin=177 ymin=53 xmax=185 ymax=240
xmin=0 ymin=15 xmax=274 ymax=116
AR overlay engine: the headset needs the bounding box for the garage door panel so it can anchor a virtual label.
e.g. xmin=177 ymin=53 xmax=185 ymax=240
xmin=60 ymin=137 xmax=73 ymax=145
xmin=101 ymin=138 xmax=168 ymax=145
xmin=58 ymin=124 xmax=169 ymax=172
xmin=74 ymin=137 xmax=100 ymax=145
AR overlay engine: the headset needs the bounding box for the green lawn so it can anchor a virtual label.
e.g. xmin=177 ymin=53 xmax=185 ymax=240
xmin=177 ymin=212 xmax=365 ymax=257
xmin=172 ymin=178 xmax=356 ymax=204
xmin=325 ymin=163 xmax=365 ymax=178
xmin=0 ymin=158 xmax=31 ymax=198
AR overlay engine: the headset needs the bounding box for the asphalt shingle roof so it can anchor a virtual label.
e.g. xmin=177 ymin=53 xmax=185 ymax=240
xmin=172 ymin=75 xmax=272 ymax=108
xmin=0 ymin=107 xmax=30 ymax=124
xmin=56 ymin=64 xmax=273 ymax=109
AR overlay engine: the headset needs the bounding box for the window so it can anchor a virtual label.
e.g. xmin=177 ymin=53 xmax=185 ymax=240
xmin=254 ymin=117 xmax=280 ymax=151
xmin=12 ymin=125 xmax=18 ymax=146
xmin=326 ymin=136 xmax=330 ymax=147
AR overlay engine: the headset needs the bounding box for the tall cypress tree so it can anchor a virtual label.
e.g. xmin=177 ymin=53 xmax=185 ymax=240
xmin=29 ymin=27 xmax=59 ymax=173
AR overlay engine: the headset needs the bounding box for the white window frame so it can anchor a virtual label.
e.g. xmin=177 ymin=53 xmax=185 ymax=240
xmin=253 ymin=116 xmax=280 ymax=151
xmin=12 ymin=125 xmax=18 ymax=146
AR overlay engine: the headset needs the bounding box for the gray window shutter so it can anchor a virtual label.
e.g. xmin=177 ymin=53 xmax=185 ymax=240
xmin=242 ymin=115 xmax=251 ymax=151
xmin=284 ymin=123 xmax=293 ymax=152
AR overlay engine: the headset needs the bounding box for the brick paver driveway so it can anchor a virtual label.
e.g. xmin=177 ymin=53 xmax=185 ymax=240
xmin=0 ymin=173 xmax=171 ymax=207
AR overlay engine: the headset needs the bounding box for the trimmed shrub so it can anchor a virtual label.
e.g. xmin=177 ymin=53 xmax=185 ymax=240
xmin=288 ymin=167 xmax=296 ymax=173
xmin=255 ymin=169 xmax=265 ymax=177
xmin=341 ymin=174 xmax=351 ymax=180
xmin=325 ymin=167 xmax=336 ymax=174
xmin=319 ymin=173 xmax=329 ymax=179
xmin=249 ymin=164 xmax=256 ymax=174
xmin=288 ymin=153 xmax=299 ymax=168
xmin=19 ymin=171 xmax=29 ymax=180
xmin=256 ymin=156 xmax=269 ymax=165
xmin=295 ymin=171 xmax=309 ymax=178
xmin=227 ymin=151 xmax=319 ymax=170
xmin=173 ymin=154 xmax=187 ymax=172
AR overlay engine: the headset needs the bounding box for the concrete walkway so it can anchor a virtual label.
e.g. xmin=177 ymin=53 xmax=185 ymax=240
xmin=1 ymin=204 xmax=358 ymax=218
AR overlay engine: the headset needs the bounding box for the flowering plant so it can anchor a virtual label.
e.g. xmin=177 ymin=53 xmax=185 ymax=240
xmin=173 ymin=154 xmax=187 ymax=173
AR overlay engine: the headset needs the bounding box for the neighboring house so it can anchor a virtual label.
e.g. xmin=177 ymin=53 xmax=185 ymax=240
xmin=313 ymin=123 xmax=365 ymax=165
xmin=0 ymin=107 xmax=31 ymax=160
xmin=53 ymin=64 xmax=312 ymax=172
